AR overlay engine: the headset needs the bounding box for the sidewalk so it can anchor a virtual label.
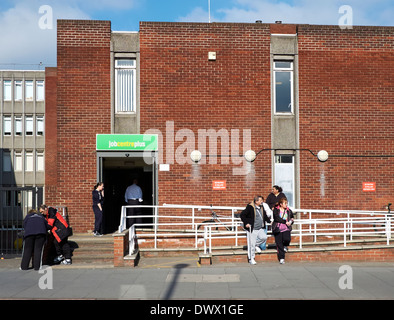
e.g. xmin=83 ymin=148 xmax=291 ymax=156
xmin=1 ymin=255 xmax=393 ymax=300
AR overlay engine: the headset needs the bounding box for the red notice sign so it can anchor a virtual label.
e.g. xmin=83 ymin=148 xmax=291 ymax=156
xmin=362 ymin=182 xmax=376 ymax=192
xmin=212 ymin=180 xmax=226 ymax=190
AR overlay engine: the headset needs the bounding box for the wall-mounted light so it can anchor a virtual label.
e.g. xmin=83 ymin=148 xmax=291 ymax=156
xmin=190 ymin=150 xmax=202 ymax=163
xmin=244 ymin=150 xmax=256 ymax=162
xmin=317 ymin=150 xmax=329 ymax=162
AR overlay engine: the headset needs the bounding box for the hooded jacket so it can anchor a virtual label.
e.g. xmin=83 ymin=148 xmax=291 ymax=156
xmin=46 ymin=207 xmax=71 ymax=242
xmin=240 ymin=202 xmax=271 ymax=232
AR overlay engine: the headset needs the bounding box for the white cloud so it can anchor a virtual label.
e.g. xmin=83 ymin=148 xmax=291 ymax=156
xmin=0 ymin=1 xmax=90 ymax=68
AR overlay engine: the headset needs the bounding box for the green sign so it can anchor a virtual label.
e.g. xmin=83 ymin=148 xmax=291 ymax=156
xmin=96 ymin=134 xmax=158 ymax=151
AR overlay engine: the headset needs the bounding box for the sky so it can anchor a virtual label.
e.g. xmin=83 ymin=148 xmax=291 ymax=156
xmin=0 ymin=0 xmax=393 ymax=69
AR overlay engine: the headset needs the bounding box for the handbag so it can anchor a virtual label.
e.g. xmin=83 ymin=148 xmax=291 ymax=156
xmin=271 ymin=221 xmax=280 ymax=235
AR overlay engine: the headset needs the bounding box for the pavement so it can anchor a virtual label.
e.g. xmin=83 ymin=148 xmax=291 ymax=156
xmin=1 ymin=255 xmax=393 ymax=303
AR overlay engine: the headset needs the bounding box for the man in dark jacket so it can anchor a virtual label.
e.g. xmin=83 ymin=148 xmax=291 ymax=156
xmin=21 ymin=209 xmax=50 ymax=270
xmin=240 ymin=196 xmax=271 ymax=265
xmin=39 ymin=205 xmax=72 ymax=265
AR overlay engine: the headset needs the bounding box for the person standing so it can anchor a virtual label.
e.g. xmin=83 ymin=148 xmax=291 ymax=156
xmin=124 ymin=179 xmax=143 ymax=229
xmin=240 ymin=196 xmax=271 ymax=265
xmin=258 ymin=197 xmax=273 ymax=251
xmin=20 ymin=209 xmax=50 ymax=270
xmin=272 ymin=197 xmax=294 ymax=264
xmin=266 ymin=185 xmax=286 ymax=210
xmin=92 ymin=182 xmax=104 ymax=236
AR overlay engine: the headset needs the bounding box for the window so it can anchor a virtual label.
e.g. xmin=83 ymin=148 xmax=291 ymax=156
xmin=25 ymin=151 xmax=34 ymax=171
xmin=25 ymin=116 xmax=33 ymax=136
xmin=3 ymin=80 xmax=11 ymax=101
xmin=274 ymin=155 xmax=295 ymax=208
xmin=36 ymin=80 xmax=44 ymax=101
xmin=14 ymin=80 xmax=22 ymax=101
xmin=3 ymin=116 xmax=12 ymax=135
xmin=3 ymin=151 xmax=12 ymax=172
xmin=115 ymin=59 xmax=136 ymax=113
xmin=14 ymin=151 xmax=22 ymax=171
xmin=15 ymin=116 xmax=22 ymax=136
xmin=36 ymin=116 xmax=44 ymax=136
xmin=36 ymin=151 xmax=44 ymax=171
xmin=25 ymin=80 xmax=33 ymax=100
xmin=274 ymin=61 xmax=293 ymax=114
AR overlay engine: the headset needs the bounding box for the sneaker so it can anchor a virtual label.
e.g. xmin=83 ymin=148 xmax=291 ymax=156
xmin=284 ymin=246 xmax=288 ymax=253
xmin=94 ymin=231 xmax=103 ymax=237
xmin=255 ymin=246 xmax=262 ymax=253
xmin=61 ymin=259 xmax=72 ymax=265
xmin=249 ymin=259 xmax=257 ymax=265
xmin=53 ymin=255 xmax=64 ymax=264
xmin=279 ymin=259 xmax=285 ymax=264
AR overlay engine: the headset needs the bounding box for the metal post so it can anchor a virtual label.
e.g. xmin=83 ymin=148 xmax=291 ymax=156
xmin=344 ymin=222 xmax=347 ymax=247
xmin=154 ymin=206 xmax=158 ymax=249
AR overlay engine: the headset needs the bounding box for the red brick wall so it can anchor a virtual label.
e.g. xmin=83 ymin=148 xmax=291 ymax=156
xmin=139 ymin=22 xmax=272 ymax=208
xmin=44 ymin=67 xmax=58 ymax=203
xmin=49 ymin=20 xmax=112 ymax=232
xmin=298 ymin=25 xmax=394 ymax=211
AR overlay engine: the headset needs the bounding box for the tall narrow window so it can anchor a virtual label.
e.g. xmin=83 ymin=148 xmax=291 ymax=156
xmin=25 ymin=151 xmax=34 ymax=172
xmin=14 ymin=151 xmax=23 ymax=171
xmin=274 ymin=155 xmax=295 ymax=208
xmin=3 ymin=116 xmax=12 ymax=135
xmin=274 ymin=61 xmax=293 ymax=114
xmin=3 ymin=80 xmax=11 ymax=101
xmin=14 ymin=80 xmax=22 ymax=101
xmin=3 ymin=151 xmax=12 ymax=172
xmin=36 ymin=151 xmax=44 ymax=171
xmin=15 ymin=116 xmax=22 ymax=136
xmin=36 ymin=80 xmax=44 ymax=101
xmin=25 ymin=80 xmax=33 ymax=100
xmin=115 ymin=59 xmax=136 ymax=113
xmin=36 ymin=116 xmax=44 ymax=136
xmin=25 ymin=116 xmax=33 ymax=136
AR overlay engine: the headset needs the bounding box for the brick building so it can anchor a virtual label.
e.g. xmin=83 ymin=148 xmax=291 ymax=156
xmin=46 ymin=20 xmax=393 ymax=233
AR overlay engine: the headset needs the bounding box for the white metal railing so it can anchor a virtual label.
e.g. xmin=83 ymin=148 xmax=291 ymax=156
xmin=118 ymin=205 xmax=393 ymax=255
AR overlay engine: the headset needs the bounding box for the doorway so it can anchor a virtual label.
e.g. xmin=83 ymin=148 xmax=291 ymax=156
xmin=97 ymin=152 xmax=157 ymax=234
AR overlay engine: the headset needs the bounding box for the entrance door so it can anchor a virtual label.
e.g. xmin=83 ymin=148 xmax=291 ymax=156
xmin=97 ymin=152 xmax=157 ymax=233
xmin=274 ymin=155 xmax=295 ymax=208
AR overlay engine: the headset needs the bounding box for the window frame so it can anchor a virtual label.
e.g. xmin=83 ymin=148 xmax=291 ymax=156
xmin=273 ymin=61 xmax=294 ymax=115
xmin=115 ymin=59 xmax=137 ymax=113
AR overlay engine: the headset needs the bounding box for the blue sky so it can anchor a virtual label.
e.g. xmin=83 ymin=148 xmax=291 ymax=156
xmin=0 ymin=0 xmax=393 ymax=69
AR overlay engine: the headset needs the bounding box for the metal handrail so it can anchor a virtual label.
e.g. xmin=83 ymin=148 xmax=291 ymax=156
xmin=118 ymin=205 xmax=393 ymax=255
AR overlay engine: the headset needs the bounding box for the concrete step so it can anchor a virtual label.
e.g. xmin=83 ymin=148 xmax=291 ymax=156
xmin=68 ymin=233 xmax=114 ymax=264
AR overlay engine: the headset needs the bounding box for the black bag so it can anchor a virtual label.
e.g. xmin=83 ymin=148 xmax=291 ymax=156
xmin=271 ymin=221 xmax=280 ymax=235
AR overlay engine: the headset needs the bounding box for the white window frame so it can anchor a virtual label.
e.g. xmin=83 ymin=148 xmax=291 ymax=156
xmin=3 ymin=115 xmax=12 ymax=136
xmin=36 ymin=151 xmax=44 ymax=171
xmin=25 ymin=80 xmax=34 ymax=101
xmin=274 ymin=155 xmax=295 ymax=209
xmin=15 ymin=116 xmax=23 ymax=136
xmin=36 ymin=115 xmax=44 ymax=136
xmin=25 ymin=115 xmax=34 ymax=136
xmin=14 ymin=80 xmax=22 ymax=101
xmin=3 ymin=80 xmax=12 ymax=101
xmin=273 ymin=61 xmax=294 ymax=114
xmin=14 ymin=151 xmax=23 ymax=171
xmin=25 ymin=151 xmax=34 ymax=172
xmin=115 ymin=59 xmax=137 ymax=113
xmin=36 ymin=80 xmax=44 ymax=101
